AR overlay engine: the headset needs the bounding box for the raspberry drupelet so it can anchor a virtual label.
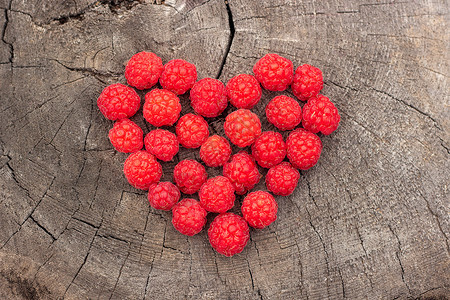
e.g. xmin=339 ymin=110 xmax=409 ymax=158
xmin=173 ymin=159 xmax=207 ymax=194
xmin=148 ymin=182 xmax=180 ymax=211
xmin=291 ymin=64 xmax=323 ymax=101
xmin=143 ymin=89 xmax=181 ymax=127
xmin=241 ymin=191 xmax=278 ymax=229
xmin=208 ymin=213 xmax=250 ymax=257
xmin=251 ymin=131 xmax=286 ymax=168
xmin=160 ymin=59 xmax=197 ymax=95
xmin=302 ymin=95 xmax=340 ymax=135
xmin=199 ymin=176 xmax=235 ymax=213
xmin=144 ymin=129 xmax=179 ymax=162
xmin=224 ymin=109 xmax=262 ymax=147
xmin=176 ymin=113 xmax=209 ymax=148
xmin=123 ymin=151 xmax=162 ymax=190
xmin=172 ymin=198 xmax=207 ymax=236
xmin=253 ymin=53 xmax=294 ymax=91
xmin=265 ymin=95 xmax=302 ymax=131
xmin=226 ymin=74 xmax=262 ymax=109
xmin=108 ymin=118 xmax=143 ymax=153
xmin=190 ymin=78 xmax=228 ymax=118
xmin=97 ymin=83 xmax=141 ymax=120
xmin=266 ymin=162 xmax=300 ymax=196
xmin=223 ymin=151 xmax=260 ymax=195
xmin=200 ymin=135 xmax=232 ymax=167
xmin=125 ymin=51 xmax=164 ymax=90
xmin=286 ymin=128 xmax=322 ymax=170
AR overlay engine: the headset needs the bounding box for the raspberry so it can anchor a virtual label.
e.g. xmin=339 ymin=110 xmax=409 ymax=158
xmin=97 ymin=83 xmax=140 ymax=120
xmin=224 ymin=109 xmax=262 ymax=147
xmin=251 ymin=131 xmax=286 ymax=168
xmin=144 ymin=129 xmax=179 ymax=162
xmin=148 ymin=182 xmax=180 ymax=211
xmin=253 ymin=53 xmax=294 ymax=91
xmin=143 ymin=89 xmax=181 ymax=127
xmin=226 ymin=74 xmax=262 ymax=109
xmin=190 ymin=78 xmax=228 ymax=118
xmin=173 ymin=159 xmax=207 ymax=194
xmin=160 ymin=59 xmax=197 ymax=95
xmin=302 ymin=95 xmax=340 ymax=135
xmin=291 ymin=64 xmax=323 ymax=101
xmin=223 ymin=152 xmax=260 ymax=195
xmin=123 ymin=151 xmax=162 ymax=190
xmin=266 ymin=95 xmax=302 ymax=131
xmin=125 ymin=51 xmax=164 ymax=90
xmin=241 ymin=191 xmax=278 ymax=229
xmin=208 ymin=213 xmax=250 ymax=257
xmin=172 ymin=198 xmax=207 ymax=236
xmin=176 ymin=114 xmax=209 ymax=148
xmin=286 ymin=128 xmax=322 ymax=170
xmin=199 ymin=135 xmax=231 ymax=167
xmin=108 ymin=118 xmax=143 ymax=153
xmin=266 ymin=162 xmax=300 ymax=196
xmin=199 ymin=176 xmax=235 ymax=213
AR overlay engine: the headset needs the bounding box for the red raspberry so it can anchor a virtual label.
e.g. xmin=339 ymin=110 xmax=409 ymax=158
xmin=224 ymin=109 xmax=261 ymax=147
xmin=266 ymin=95 xmax=302 ymax=131
xmin=144 ymin=129 xmax=179 ymax=162
xmin=125 ymin=51 xmax=164 ymax=90
xmin=173 ymin=159 xmax=207 ymax=194
xmin=176 ymin=114 xmax=209 ymax=148
xmin=208 ymin=213 xmax=249 ymax=257
xmin=253 ymin=53 xmax=294 ymax=91
xmin=223 ymin=152 xmax=260 ymax=195
xmin=291 ymin=64 xmax=323 ymax=101
xmin=251 ymin=131 xmax=286 ymax=168
xmin=302 ymin=95 xmax=340 ymax=135
xmin=123 ymin=151 xmax=162 ymax=190
xmin=190 ymin=78 xmax=228 ymax=118
xmin=108 ymin=118 xmax=143 ymax=153
xmin=241 ymin=191 xmax=278 ymax=229
xmin=199 ymin=176 xmax=235 ymax=213
xmin=97 ymin=83 xmax=140 ymax=120
xmin=143 ymin=89 xmax=181 ymax=127
xmin=148 ymin=182 xmax=180 ymax=211
xmin=199 ymin=135 xmax=231 ymax=167
xmin=172 ymin=198 xmax=207 ymax=236
xmin=160 ymin=59 xmax=197 ymax=95
xmin=286 ymin=128 xmax=322 ymax=170
xmin=266 ymin=162 xmax=300 ymax=196
xmin=226 ymin=74 xmax=262 ymax=109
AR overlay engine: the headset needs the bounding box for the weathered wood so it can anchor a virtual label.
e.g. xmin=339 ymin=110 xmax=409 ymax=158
xmin=0 ymin=0 xmax=448 ymax=299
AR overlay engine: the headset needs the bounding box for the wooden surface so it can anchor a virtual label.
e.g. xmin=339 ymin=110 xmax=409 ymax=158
xmin=0 ymin=0 xmax=449 ymax=299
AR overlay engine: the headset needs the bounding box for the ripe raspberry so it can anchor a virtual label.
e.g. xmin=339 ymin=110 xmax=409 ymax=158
xmin=176 ymin=114 xmax=209 ymax=148
xmin=224 ymin=109 xmax=262 ymax=147
xmin=190 ymin=78 xmax=228 ymax=118
xmin=291 ymin=64 xmax=323 ymax=101
xmin=251 ymin=131 xmax=286 ymax=168
xmin=226 ymin=74 xmax=262 ymax=109
xmin=266 ymin=162 xmax=300 ymax=196
xmin=200 ymin=135 xmax=231 ymax=167
xmin=302 ymin=95 xmax=340 ymax=135
xmin=172 ymin=198 xmax=207 ymax=236
xmin=125 ymin=51 xmax=164 ymax=90
xmin=208 ymin=213 xmax=249 ymax=257
xmin=144 ymin=129 xmax=179 ymax=162
xmin=97 ymin=83 xmax=140 ymax=120
xmin=123 ymin=151 xmax=162 ymax=190
xmin=223 ymin=152 xmax=260 ymax=195
xmin=266 ymin=95 xmax=302 ymax=131
xmin=108 ymin=118 xmax=143 ymax=153
xmin=143 ymin=89 xmax=181 ymax=127
xmin=253 ymin=53 xmax=294 ymax=91
xmin=241 ymin=191 xmax=278 ymax=229
xmin=160 ymin=59 xmax=197 ymax=95
xmin=173 ymin=159 xmax=207 ymax=194
xmin=199 ymin=176 xmax=235 ymax=213
xmin=148 ymin=182 xmax=180 ymax=211
xmin=286 ymin=128 xmax=322 ymax=170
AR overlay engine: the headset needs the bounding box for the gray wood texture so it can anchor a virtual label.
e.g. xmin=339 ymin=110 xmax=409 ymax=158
xmin=0 ymin=0 xmax=448 ymax=299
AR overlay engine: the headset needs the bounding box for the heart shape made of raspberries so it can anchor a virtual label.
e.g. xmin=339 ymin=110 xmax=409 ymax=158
xmin=97 ymin=51 xmax=340 ymax=257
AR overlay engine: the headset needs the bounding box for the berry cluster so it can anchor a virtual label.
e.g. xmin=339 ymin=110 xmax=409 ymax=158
xmin=97 ymin=51 xmax=340 ymax=257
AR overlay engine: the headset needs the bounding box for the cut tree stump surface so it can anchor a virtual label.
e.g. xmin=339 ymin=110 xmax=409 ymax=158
xmin=0 ymin=0 xmax=448 ymax=299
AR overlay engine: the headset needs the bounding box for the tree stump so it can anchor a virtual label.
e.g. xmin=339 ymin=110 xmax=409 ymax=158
xmin=0 ymin=0 xmax=448 ymax=299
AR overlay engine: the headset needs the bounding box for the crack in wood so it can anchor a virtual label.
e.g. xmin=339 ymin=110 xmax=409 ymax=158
xmin=215 ymin=0 xmax=235 ymax=79
xmin=388 ymin=225 xmax=412 ymax=295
